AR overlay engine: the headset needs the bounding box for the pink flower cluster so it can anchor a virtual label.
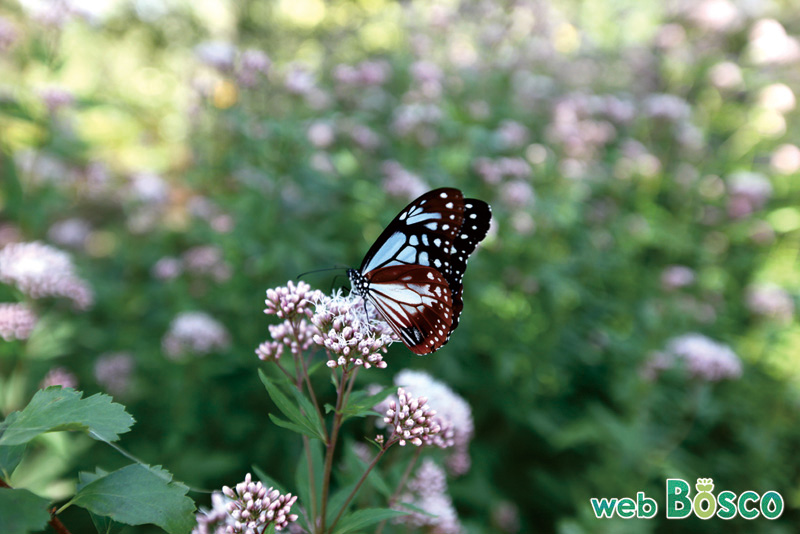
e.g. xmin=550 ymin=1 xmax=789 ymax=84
xmin=263 ymin=281 xmax=321 ymax=320
xmin=0 ymin=302 xmax=37 ymax=341
xmin=393 ymin=370 xmax=474 ymax=474
xmin=382 ymin=387 xmax=442 ymax=447
xmin=222 ymin=473 xmax=298 ymax=533
xmin=311 ymin=290 xmax=396 ymax=369
xmin=0 ymin=242 xmax=93 ymax=309
xmin=745 ymin=284 xmax=794 ymax=322
xmin=396 ymin=459 xmax=463 ymax=534
xmin=641 ymin=333 xmax=742 ymax=382
xmin=41 ymin=367 xmax=78 ymax=389
xmin=94 ymin=352 xmax=135 ymax=397
xmin=382 ymin=161 xmax=429 ymax=201
xmin=162 ymin=312 xmax=230 ymax=359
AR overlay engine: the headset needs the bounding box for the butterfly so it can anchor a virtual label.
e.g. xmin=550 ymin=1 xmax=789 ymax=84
xmin=348 ymin=188 xmax=491 ymax=354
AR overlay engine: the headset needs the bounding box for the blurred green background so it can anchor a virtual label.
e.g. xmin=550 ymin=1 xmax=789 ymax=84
xmin=1 ymin=0 xmax=800 ymax=532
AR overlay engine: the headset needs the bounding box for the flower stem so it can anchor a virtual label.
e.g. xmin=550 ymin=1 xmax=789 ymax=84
xmin=318 ymin=367 xmax=349 ymax=533
xmin=328 ymin=441 xmax=392 ymax=533
xmin=375 ymin=446 xmax=422 ymax=534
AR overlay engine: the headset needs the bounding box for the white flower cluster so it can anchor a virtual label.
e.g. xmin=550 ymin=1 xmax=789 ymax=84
xmin=162 ymin=312 xmax=230 ymax=359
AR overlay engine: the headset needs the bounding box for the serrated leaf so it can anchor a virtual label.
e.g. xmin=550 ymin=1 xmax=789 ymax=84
xmin=0 ymin=388 xmax=134 ymax=446
xmin=331 ymin=508 xmax=408 ymax=534
xmin=0 ymin=443 xmax=27 ymax=477
xmin=0 ymin=487 xmax=51 ymax=534
xmin=69 ymin=464 xmax=195 ymax=534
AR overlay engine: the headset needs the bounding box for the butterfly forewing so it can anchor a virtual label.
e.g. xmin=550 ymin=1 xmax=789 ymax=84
xmin=350 ymin=187 xmax=491 ymax=354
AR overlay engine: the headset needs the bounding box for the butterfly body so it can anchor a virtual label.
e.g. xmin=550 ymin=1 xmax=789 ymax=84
xmin=348 ymin=188 xmax=491 ymax=354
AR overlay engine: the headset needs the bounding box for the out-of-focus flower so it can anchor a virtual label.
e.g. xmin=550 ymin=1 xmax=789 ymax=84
xmin=391 ymin=103 xmax=442 ymax=145
xmin=0 ymin=303 xmax=37 ymax=341
xmin=41 ymin=367 xmax=78 ymax=389
xmin=127 ymin=172 xmax=169 ymax=204
xmin=192 ymin=491 xmax=229 ymax=534
xmin=307 ymin=121 xmax=335 ymax=148
xmin=0 ymin=242 xmax=93 ymax=309
xmin=285 ymin=65 xmax=316 ymax=95
xmin=726 ymin=171 xmax=772 ymax=219
xmin=0 ymin=224 xmax=21 ymax=247
xmin=162 ymin=312 xmax=230 ymax=359
xmin=392 ymin=370 xmax=474 ymax=474
xmin=48 ymin=218 xmax=91 ymax=249
xmin=349 ymin=124 xmax=381 ymax=150
xmin=312 ymin=290 xmax=396 ymax=370
xmin=500 ymin=180 xmax=535 ymax=209
xmin=708 ymin=61 xmax=743 ymax=89
xmin=495 ymin=120 xmax=529 ymax=150
xmin=94 ymin=352 xmax=135 ymax=397
xmin=396 ymin=459 xmax=463 ymax=534
xmin=183 ymin=245 xmax=231 ymax=282
xmin=222 ymin=473 xmax=298 ymax=532
xmin=642 ymin=94 xmax=692 ymax=122
xmin=758 ymin=83 xmax=796 ymax=113
xmin=333 ymin=60 xmax=391 ymax=87
xmin=642 ymin=333 xmax=742 ymax=382
xmin=195 ymin=41 xmax=236 ymax=72
xmin=0 ymin=16 xmax=18 ymax=51
xmin=15 ymin=150 xmax=70 ymax=185
xmin=264 ymin=281 xmax=322 ymax=320
xmin=237 ymin=49 xmax=271 ymax=88
xmin=661 ymin=265 xmax=695 ymax=291
xmin=686 ymin=0 xmax=741 ymax=32
xmin=771 ymin=144 xmax=800 ymax=174
xmin=152 ymin=256 xmax=183 ymax=280
xmin=492 ymin=501 xmax=521 ymax=533
xmin=746 ymin=284 xmax=794 ymax=322
xmin=748 ymin=19 xmax=800 ymax=65
xmin=381 ymin=387 xmax=442 ymax=447
xmin=382 ymin=161 xmax=429 ymax=201
xmin=38 ymin=86 xmax=74 ymax=113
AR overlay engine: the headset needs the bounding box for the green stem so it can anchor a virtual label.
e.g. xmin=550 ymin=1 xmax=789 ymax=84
xmin=328 ymin=441 xmax=393 ymax=533
xmin=318 ymin=367 xmax=349 ymax=533
xmin=375 ymin=446 xmax=422 ymax=534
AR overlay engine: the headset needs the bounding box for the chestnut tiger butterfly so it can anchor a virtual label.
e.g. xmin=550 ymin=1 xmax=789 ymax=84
xmin=348 ymin=188 xmax=491 ymax=354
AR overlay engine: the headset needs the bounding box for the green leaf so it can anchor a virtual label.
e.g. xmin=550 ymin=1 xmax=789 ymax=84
xmin=259 ymin=371 xmax=325 ymax=441
xmin=325 ymin=480 xmax=359 ymax=523
xmin=0 ymin=388 xmax=135 ymax=446
xmin=340 ymin=387 xmax=395 ymax=422
xmin=69 ymin=464 xmax=195 ymax=534
xmin=0 ymin=443 xmax=27 ymax=477
xmin=268 ymin=414 xmax=323 ymax=440
xmin=286 ymin=383 xmax=326 ymax=440
xmin=331 ymin=508 xmax=408 ymax=534
xmin=0 ymin=487 xmax=51 ymax=534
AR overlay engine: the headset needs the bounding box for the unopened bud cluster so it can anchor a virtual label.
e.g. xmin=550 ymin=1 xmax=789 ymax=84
xmin=383 ymin=387 xmax=441 ymax=446
xmin=263 ymin=281 xmax=321 ymax=319
xmin=222 ymin=473 xmax=298 ymax=533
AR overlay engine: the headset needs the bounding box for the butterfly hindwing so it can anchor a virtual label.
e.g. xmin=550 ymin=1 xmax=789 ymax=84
xmin=349 ymin=187 xmax=492 ymax=354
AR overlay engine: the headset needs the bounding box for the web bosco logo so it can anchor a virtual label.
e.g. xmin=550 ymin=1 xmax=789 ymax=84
xmin=591 ymin=478 xmax=784 ymax=520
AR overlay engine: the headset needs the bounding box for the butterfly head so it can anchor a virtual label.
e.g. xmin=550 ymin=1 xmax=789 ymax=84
xmin=347 ymin=268 xmax=367 ymax=298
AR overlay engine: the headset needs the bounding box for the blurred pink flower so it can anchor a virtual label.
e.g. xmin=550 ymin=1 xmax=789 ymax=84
xmin=748 ymin=19 xmax=800 ymax=65
xmin=41 ymin=367 xmax=78 ymax=389
xmin=348 ymin=124 xmax=381 ymax=150
xmin=500 ymin=180 xmax=535 ymax=209
xmin=492 ymin=501 xmax=521 ymax=533
xmin=726 ymin=171 xmax=772 ymax=219
xmin=192 ymin=491 xmax=229 ymax=534
xmin=396 ymin=459 xmax=463 ymax=534
xmin=495 ymin=120 xmax=529 ymax=150
xmin=0 ymin=17 xmax=18 ymax=51
xmin=0 ymin=303 xmax=37 ymax=341
xmin=284 ymin=65 xmax=316 ymax=95
xmin=152 ymin=256 xmax=183 ymax=280
xmin=94 ymin=352 xmax=135 ymax=396
xmin=307 ymin=121 xmax=335 ymax=148
xmin=127 ymin=172 xmax=169 ymax=204
xmin=660 ymin=265 xmax=695 ymax=291
xmin=758 ymin=83 xmax=796 ymax=113
xmin=162 ymin=312 xmax=230 ymax=359
xmin=642 ymin=333 xmax=742 ymax=382
xmin=47 ymin=218 xmax=91 ymax=249
xmin=745 ymin=284 xmax=794 ymax=322
xmin=183 ymin=245 xmax=231 ymax=282
xmin=708 ymin=61 xmax=743 ymax=89
xmin=195 ymin=41 xmax=236 ymax=72
xmin=771 ymin=144 xmax=800 ymax=174
xmin=642 ymin=94 xmax=691 ymax=122
xmin=237 ymin=49 xmax=271 ymax=87
xmin=0 ymin=242 xmax=93 ymax=309
xmin=38 ymin=86 xmax=74 ymax=113
xmin=382 ymin=161 xmax=429 ymax=200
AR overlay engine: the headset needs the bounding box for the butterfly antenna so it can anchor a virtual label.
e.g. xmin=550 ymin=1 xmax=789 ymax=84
xmin=296 ymin=265 xmax=349 ymax=280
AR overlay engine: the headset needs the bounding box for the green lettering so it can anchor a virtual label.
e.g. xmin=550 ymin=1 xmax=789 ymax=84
xmin=760 ymin=491 xmax=783 ymax=519
xmin=590 ymin=498 xmax=617 ymax=518
xmin=716 ymin=490 xmax=737 ymax=519
xmin=738 ymin=491 xmax=760 ymax=519
xmin=666 ymin=479 xmax=692 ymax=519
xmin=617 ymin=498 xmax=635 ymax=519
xmin=637 ymin=491 xmax=657 ymax=519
